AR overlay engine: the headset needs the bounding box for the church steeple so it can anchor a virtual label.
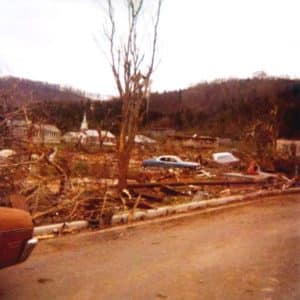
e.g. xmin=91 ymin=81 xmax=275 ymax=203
xmin=80 ymin=112 xmax=88 ymax=131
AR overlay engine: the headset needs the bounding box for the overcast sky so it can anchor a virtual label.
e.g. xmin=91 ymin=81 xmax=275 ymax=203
xmin=0 ymin=0 xmax=300 ymax=97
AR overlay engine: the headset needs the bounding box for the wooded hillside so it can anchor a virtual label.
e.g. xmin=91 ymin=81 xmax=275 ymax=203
xmin=1 ymin=75 xmax=299 ymax=138
xmin=0 ymin=76 xmax=89 ymax=107
xmin=148 ymin=76 xmax=300 ymax=139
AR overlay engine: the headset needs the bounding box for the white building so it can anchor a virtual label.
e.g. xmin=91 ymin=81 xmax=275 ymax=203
xmin=9 ymin=120 xmax=61 ymax=144
xmin=80 ymin=129 xmax=99 ymax=145
xmin=62 ymin=131 xmax=81 ymax=144
xmin=63 ymin=113 xmax=116 ymax=146
xmin=277 ymin=139 xmax=300 ymax=157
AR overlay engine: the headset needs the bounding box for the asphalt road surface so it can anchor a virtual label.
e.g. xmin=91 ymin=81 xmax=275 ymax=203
xmin=1 ymin=195 xmax=300 ymax=300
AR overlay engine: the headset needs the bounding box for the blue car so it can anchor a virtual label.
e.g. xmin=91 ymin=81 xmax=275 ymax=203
xmin=142 ymin=155 xmax=200 ymax=169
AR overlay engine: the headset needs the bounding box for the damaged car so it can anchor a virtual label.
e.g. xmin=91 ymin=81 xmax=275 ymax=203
xmin=212 ymin=152 xmax=239 ymax=164
xmin=142 ymin=155 xmax=200 ymax=169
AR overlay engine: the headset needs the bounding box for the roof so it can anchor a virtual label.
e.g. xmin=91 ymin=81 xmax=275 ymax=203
xmin=35 ymin=124 xmax=61 ymax=133
xmin=277 ymin=139 xmax=300 ymax=143
xmin=9 ymin=120 xmax=31 ymax=126
xmin=9 ymin=120 xmax=60 ymax=133
xmin=63 ymin=131 xmax=81 ymax=138
xmin=135 ymin=134 xmax=156 ymax=144
xmin=173 ymin=134 xmax=217 ymax=142
xmin=83 ymin=130 xmax=99 ymax=137
xmin=100 ymin=130 xmax=115 ymax=139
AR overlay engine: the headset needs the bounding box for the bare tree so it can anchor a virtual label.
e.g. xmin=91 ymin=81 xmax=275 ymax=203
xmin=105 ymin=0 xmax=163 ymax=190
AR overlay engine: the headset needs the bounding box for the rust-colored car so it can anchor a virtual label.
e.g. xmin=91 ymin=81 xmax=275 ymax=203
xmin=0 ymin=207 xmax=37 ymax=269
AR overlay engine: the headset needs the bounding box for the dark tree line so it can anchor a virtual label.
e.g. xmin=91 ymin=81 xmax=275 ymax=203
xmin=1 ymin=76 xmax=300 ymax=139
xmin=147 ymin=77 xmax=300 ymax=139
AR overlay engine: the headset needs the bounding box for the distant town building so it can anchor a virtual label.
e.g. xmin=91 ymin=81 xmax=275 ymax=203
xmin=33 ymin=124 xmax=61 ymax=144
xmin=62 ymin=131 xmax=81 ymax=144
xmin=276 ymin=139 xmax=300 ymax=157
xmin=99 ymin=130 xmax=116 ymax=147
xmin=80 ymin=129 xmax=99 ymax=145
xmin=8 ymin=120 xmax=61 ymax=144
xmin=62 ymin=113 xmax=116 ymax=147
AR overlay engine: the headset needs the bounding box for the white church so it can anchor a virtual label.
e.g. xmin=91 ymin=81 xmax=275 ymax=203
xmin=62 ymin=113 xmax=116 ymax=146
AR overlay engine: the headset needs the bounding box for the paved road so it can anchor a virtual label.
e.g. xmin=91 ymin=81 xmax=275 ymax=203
xmin=1 ymin=195 xmax=300 ymax=300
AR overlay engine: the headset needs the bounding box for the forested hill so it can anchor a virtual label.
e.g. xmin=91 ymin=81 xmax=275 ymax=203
xmin=1 ymin=75 xmax=299 ymax=138
xmin=149 ymin=76 xmax=300 ymax=114
xmin=148 ymin=76 xmax=300 ymax=139
xmin=0 ymin=76 xmax=91 ymax=107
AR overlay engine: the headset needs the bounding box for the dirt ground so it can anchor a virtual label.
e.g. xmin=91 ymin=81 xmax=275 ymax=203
xmin=1 ymin=194 xmax=300 ymax=300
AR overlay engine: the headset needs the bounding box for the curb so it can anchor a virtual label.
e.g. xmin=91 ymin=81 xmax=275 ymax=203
xmin=33 ymin=187 xmax=300 ymax=237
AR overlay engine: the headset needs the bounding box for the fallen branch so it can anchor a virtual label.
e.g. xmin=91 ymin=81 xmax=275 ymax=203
xmin=32 ymin=190 xmax=85 ymax=220
xmin=130 ymin=190 xmax=164 ymax=202
xmin=160 ymin=185 xmax=189 ymax=196
xmin=0 ymin=155 xmax=44 ymax=168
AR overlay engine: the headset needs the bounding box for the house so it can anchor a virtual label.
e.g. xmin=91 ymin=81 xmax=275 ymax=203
xmin=62 ymin=131 xmax=81 ymax=144
xmin=9 ymin=120 xmax=28 ymax=140
xmin=32 ymin=124 xmax=61 ymax=144
xmin=80 ymin=129 xmax=99 ymax=145
xmin=99 ymin=130 xmax=116 ymax=147
xmin=100 ymin=130 xmax=115 ymax=141
xmin=8 ymin=120 xmax=61 ymax=144
xmin=276 ymin=139 xmax=300 ymax=157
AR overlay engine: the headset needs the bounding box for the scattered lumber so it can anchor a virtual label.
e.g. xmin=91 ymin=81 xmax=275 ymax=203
xmin=130 ymin=190 xmax=164 ymax=202
xmin=159 ymin=185 xmax=189 ymax=196
xmin=127 ymin=179 xmax=269 ymax=189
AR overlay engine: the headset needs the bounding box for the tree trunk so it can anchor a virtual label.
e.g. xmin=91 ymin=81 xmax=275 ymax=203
xmin=105 ymin=0 xmax=162 ymax=192
xmin=118 ymin=149 xmax=131 ymax=191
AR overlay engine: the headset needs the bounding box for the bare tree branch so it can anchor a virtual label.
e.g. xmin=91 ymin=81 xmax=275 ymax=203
xmin=104 ymin=0 xmax=163 ymax=190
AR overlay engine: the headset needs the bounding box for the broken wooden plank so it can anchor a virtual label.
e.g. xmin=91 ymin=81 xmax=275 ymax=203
xmin=127 ymin=179 xmax=269 ymax=189
xmin=126 ymin=198 xmax=157 ymax=209
xmin=160 ymin=185 xmax=188 ymax=196
xmin=130 ymin=190 xmax=164 ymax=202
xmin=138 ymin=199 xmax=157 ymax=209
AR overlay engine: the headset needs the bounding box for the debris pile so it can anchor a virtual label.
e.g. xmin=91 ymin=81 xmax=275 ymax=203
xmin=1 ymin=107 xmax=299 ymax=228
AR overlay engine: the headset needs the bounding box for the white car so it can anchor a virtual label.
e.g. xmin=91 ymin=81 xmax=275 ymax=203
xmin=212 ymin=152 xmax=239 ymax=164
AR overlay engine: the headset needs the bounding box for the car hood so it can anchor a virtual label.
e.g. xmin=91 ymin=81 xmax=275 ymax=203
xmin=0 ymin=207 xmax=33 ymax=232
